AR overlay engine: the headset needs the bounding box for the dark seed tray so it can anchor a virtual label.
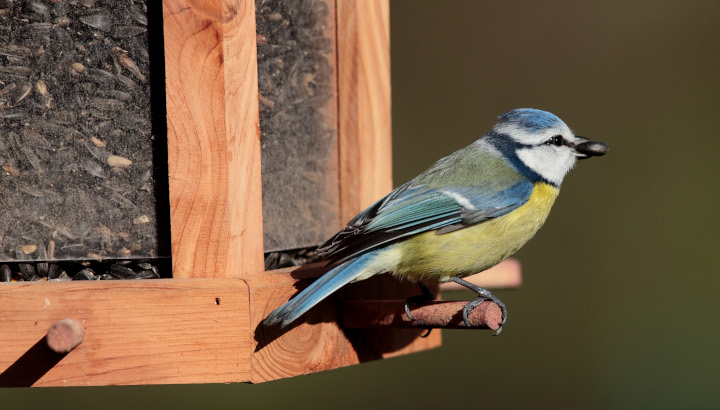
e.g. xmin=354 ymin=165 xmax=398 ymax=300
xmin=0 ymin=247 xmax=319 ymax=281
xmin=0 ymin=256 xmax=169 ymax=282
xmin=264 ymin=246 xmax=320 ymax=271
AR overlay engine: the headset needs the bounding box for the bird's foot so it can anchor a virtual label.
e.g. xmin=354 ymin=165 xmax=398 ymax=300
xmin=452 ymin=277 xmax=508 ymax=336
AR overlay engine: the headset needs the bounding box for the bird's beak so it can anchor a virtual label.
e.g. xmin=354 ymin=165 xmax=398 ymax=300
xmin=572 ymin=136 xmax=608 ymax=159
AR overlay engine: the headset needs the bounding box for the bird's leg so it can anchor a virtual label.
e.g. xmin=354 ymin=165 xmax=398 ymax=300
xmin=451 ymin=277 xmax=508 ymax=336
xmin=403 ymin=282 xmax=435 ymax=338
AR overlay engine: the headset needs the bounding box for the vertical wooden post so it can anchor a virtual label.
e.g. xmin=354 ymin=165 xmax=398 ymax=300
xmin=163 ymin=0 xmax=264 ymax=278
xmin=337 ymin=0 xmax=393 ymax=222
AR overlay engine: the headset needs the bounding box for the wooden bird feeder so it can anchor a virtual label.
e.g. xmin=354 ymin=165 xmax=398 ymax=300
xmin=0 ymin=0 xmax=521 ymax=387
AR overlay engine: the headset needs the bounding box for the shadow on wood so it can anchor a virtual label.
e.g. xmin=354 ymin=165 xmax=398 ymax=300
xmin=0 ymin=338 xmax=65 ymax=387
xmin=254 ymin=264 xmax=428 ymax=358
xmin=248 ymin=265 xmax=439 ymax=382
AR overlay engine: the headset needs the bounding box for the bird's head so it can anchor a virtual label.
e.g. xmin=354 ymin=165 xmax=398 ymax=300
xmin=489 ymin=108 xmax=607 ymax=186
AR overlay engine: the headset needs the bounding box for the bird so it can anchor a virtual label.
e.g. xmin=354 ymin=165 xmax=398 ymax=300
xmin=263 ymin=108 xmax=607 ymax=334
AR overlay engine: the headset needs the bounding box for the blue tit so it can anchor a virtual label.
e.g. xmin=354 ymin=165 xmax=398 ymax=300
xmin=264 ymin=108 xmax=607 ymax=334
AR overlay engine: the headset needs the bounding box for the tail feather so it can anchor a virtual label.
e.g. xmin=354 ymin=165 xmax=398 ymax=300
xmin=263 ymin=252 xmax=376 ymax=328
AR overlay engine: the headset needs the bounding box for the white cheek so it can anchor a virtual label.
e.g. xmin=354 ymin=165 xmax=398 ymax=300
xmin=516 ymin=146 xmax=576 ymax=185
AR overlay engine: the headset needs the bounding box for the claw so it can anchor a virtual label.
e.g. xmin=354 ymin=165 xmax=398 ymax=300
xmin=452 ymin=277 xmax=508 ymax=334
xmin=404 ymin=299 xmax=416 ymax=321
xmin=404 ymin=282 xmax=436 ymax=322
xmin=462 ymin=305 xmax=470 ymax=326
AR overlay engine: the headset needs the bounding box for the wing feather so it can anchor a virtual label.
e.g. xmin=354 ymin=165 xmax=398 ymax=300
xmin=316 ymin=142 xmax=535 ymax=265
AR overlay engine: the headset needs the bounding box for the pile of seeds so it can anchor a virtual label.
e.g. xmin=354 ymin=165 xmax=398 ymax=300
xmin=264 ymin=246 xmax=320 ymax=270
xmin=256 ymin=0 xmax=340 ymax=252
xmin=0 ymin=0 xmax=161 ymax=266
xmin=0 ymin=257 xmax=167 ymax=282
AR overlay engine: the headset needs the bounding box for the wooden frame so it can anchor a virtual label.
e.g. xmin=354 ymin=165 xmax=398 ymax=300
xmin=0 ymin=0 xmax=520 ymax=387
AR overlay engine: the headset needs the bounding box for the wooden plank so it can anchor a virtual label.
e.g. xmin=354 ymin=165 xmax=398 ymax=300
xmin=0 ymin=263 xmax=520 ymax=387
xmin=163 ymin=0 xmax=263 ymax=278
xmin=0 ymin=279 xmax=251 ymax=387
xmin=248 ymin=269 xmax=440 ymax=383
xmin=439 ymin=259 xmax=523 ymax=291
xmin=337 ymin=0 xmax=393 ymax=222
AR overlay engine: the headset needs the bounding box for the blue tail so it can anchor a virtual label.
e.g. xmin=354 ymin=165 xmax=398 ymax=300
xmin=263 ymin=252 xmax=376 ymax=328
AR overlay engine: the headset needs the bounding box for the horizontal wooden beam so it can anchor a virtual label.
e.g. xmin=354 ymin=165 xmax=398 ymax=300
xmin=0 ymin=258 xmax=521 ymax=387
xmin=0 ymin=279 xmax=252 ymax=387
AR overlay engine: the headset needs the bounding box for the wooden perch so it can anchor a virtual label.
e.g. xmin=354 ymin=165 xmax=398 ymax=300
xmin=341 ymin=300 xmax=502 ymax=331
xmin=46 ymin=319 xmax=85 ymax=354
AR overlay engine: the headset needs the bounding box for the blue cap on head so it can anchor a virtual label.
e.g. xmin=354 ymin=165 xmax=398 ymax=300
xmin=497 ymin=108 xmax=565 ymax=132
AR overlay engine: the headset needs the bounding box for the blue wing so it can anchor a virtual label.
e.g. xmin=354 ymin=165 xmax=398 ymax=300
xmin=364 ymin=181 xmax=534 ymax=232
xmin=316 ymin=141 xmax=535 ymax=264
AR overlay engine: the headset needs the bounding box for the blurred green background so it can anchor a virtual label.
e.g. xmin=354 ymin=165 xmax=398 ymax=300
xmin=3 ymin=0 xmax=720 ymax=408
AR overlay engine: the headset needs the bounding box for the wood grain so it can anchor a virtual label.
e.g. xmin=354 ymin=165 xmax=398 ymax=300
xmin=163 ymin=0 xmax=263 ymax=278
xmin=248 ymin=259 xmax=524 ymax=382
xmin=0 ymin=264 xmax=520 ymax=386
xmin=248 ymin=269 xmax=440 ymax=383
xmin=0 ymin=279 xmax=251 ymax=386
xmin=337 ymin=0 xmax=393 ymax=222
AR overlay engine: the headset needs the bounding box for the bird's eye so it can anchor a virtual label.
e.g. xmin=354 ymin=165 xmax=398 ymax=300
xmin=547 ymin=135 xmax=564 ymax=146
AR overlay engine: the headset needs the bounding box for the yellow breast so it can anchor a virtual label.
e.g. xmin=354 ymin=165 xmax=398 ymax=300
xmin=386 ymin=183 xmax=560 ymax=282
